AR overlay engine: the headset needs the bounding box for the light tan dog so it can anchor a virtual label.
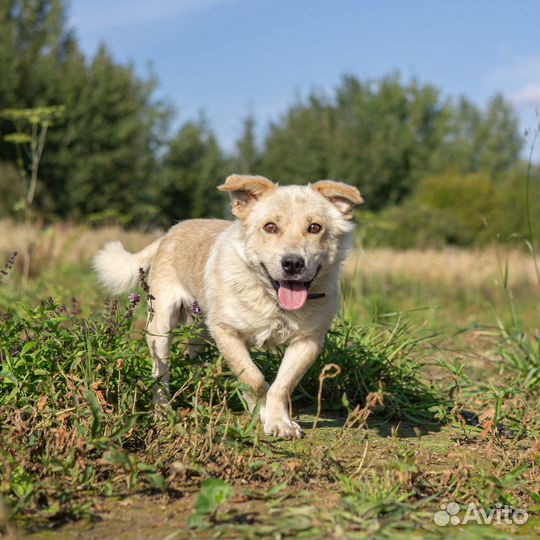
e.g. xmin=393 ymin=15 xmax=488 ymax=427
xmin=93 ymin=175 xmax=362 ymax=438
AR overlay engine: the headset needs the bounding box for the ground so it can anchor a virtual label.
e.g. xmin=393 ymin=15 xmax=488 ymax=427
xmin=0 ymin=226 xmax=538 ymax=539
xmin=18 ymin=415 xmax=539 ymax=539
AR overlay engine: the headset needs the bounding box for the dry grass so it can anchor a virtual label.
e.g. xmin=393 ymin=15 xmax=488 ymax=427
xmin=0 ymin=219 xmax=161 ymax=277
xmin=345 ymin=246 xmax=538 ymax=291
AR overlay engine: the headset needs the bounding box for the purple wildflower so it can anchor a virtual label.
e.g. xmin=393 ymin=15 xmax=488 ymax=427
xmin=0 ymin=251 xmax=17 ymax=281
xmin=124 ymin=292 xmax=141 ymax=321
xmin=191 ymin=301 xmax=202 ymax=317
xmin=138 ymin=267 xmax=155 ymax=320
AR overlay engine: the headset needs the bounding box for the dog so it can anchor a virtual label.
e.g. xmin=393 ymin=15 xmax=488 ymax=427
xmin=93 ymin=175 xmax=362 ymax=438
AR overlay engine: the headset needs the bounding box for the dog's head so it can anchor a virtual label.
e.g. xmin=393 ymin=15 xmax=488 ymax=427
xmin=218 ymin=175 xmax=363 ymax=311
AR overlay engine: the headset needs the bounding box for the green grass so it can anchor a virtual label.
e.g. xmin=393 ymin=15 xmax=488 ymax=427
xmin=341 ymin=265 xmax=537 ymax=336
xmin=0 ymin=253 xmax=538 ymax=539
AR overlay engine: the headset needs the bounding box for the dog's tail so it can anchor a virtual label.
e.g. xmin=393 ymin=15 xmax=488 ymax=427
xmin=93 ymin=238 xmax=162 ymax=294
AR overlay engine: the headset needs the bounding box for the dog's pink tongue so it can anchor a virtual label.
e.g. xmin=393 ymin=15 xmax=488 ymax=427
xmin=278 ymin=281 xmax=308 ymax=310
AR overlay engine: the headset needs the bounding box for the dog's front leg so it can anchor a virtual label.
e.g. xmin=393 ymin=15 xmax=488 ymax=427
xmin=264 ymin=335 xmax=323 ymax=438
xmin=212 ymin=325 xmax=270 ymax=416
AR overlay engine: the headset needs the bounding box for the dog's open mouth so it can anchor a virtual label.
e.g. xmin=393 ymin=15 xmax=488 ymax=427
xmin=261 ymin=264 xmax=321 ymax=311
xmin=276 ymin=280 xmax=308 ymax=310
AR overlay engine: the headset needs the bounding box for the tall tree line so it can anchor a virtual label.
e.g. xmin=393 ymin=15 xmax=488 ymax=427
xmin=0 ymin=0 xmax=528 ymax=233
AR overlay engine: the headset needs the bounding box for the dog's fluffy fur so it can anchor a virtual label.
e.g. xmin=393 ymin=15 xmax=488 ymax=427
xmin=94 ymin=175 xmax=362 ymax=438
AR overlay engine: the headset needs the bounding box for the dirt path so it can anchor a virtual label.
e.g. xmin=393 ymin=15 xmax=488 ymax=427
xmin=20 ymin=414 xmax=537 ymax=539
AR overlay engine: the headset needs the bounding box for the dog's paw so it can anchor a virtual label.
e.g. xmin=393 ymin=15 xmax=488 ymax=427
xmin=263 ymin=416 xmax=303 ymax=439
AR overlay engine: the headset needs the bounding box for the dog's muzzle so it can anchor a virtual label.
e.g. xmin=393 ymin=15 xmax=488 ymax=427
xmin=261 ymin=264 xmax=325 ymax=310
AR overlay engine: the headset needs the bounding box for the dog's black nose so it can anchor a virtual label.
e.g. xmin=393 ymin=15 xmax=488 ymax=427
xmin=281 ymin=254 xmax=305 ymax=275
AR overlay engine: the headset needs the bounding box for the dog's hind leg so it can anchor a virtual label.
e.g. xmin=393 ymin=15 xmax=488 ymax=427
xmin=146 ymin=286 xmax=185 ymax=409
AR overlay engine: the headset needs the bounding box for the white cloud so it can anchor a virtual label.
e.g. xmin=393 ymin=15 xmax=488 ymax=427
xmin=510 ymin=84 xmax=539 ymax=107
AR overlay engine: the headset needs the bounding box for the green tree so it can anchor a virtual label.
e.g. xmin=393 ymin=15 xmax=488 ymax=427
xmin=0 ymin=161 xmax=24 ymax=217
xmin=479 ymin=95 xmax=523 ymax=178
xmin=260 ymin=74 xmax=446 ymax=209
xmin=46 ymin=45 xmax=168 ymax=221
xmin=0 ymin=0 xmax=75 ymax=110
xmin=234 ymin=114 xmax=260 ymax=174
xmin=0 ymin=0 xmax=74 ymax=164
xmin=431 ymin=95 xmax=523 ymax=179
xmin=0 ymin=1 xmax=18 ymax=109
xmin=156 ymin=117 xmax=226 ymax=223
xmin=260 ymin=94 xmax=333 ymax=183
xmin=330 ymin=75 xmax=445 ymax=208
xmin=0 ymin=1 xmax=170 ymax=221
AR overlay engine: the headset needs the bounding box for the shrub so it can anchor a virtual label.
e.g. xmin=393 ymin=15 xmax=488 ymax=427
xmin=361 ymin=167 xmax=540 ymax=249
xmin=360 ymin=203 xmax=472 ymax=249
xmin=415 ymin=171 xmax=496 ymax=239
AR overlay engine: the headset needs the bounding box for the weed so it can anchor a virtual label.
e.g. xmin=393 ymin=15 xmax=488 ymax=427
xmin=187 ymin=478 xmax=233 ymax=530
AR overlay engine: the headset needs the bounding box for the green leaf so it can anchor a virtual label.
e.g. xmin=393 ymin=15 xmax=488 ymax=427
xmin=11 ymin=467 xmax=33 ymax=499
xmin=187 ymin=513 xmax=210 ymax=530
xmin=194 ymin=478 xmax=233 ymax=515
xmin=108 ymin=415 xmax=139 ymax=441
xmin=144 ymin=472 xmax=167 ymax=491
xmin=87 ymin=389 xmax=102 ymax=439
xmin=102 ymin=449 xmax=131 ymax=469
xmin=44 ymin=501 xmax=61 ymax=516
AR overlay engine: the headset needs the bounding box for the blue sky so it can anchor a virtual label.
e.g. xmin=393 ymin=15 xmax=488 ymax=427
xmin=68 ymin=0 xmax=539 ymax=156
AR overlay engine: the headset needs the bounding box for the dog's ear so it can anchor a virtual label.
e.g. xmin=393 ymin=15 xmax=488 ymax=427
xmin=218 ymin=174 xmax=277 ymax=218
xmin=310 ymin=180 xmax=363 ymax=219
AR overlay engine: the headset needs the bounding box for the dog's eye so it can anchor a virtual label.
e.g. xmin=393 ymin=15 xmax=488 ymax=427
xmin=307 ymin=223 xmax=323 ymax=234
xmin=263 ymin=222 xmax=279 ymax=234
